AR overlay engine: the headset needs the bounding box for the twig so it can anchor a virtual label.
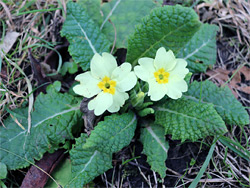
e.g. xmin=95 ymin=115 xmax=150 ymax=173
xmin=134 ymin=158 xmax=152 ymax=188
xmin=153 ymin=171 xmax=158 ymax=187
xmin=109 ymin=19 xmax=117 ymax=54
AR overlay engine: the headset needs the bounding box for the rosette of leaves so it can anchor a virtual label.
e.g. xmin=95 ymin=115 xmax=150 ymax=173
xmin=2 ymin=2 xmax=249 ymax=187
xmin=60 ymin=3 xmax=249 ymax=184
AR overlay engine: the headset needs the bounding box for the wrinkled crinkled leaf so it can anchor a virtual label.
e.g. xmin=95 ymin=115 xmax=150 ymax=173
xmin=83 ymin=112 xmax=137 ymax=153
xmin=66 ymin=134 xmax=112 ymax=188
xmin=101 ymin=0 xmax=162 ymax=48
xmin=67 ymin=112 xmax=137 ymax=187
xmin=78 ymin=0 xmax=103 ymax=25
xmin=177 ymin=24 xmax=218 ymax=72
xmin=155 ymin=98 xmax=227 ymax=142
xmin=184 ymin=80 xmax=249 ymax=126
xmin=127 ymin=5 xmax=218 ymax=73
xmin=126 ymin=5 xmax=202 ymax=66
xmin=140 ymin=124 xmax=169 ymax=178
xmin=0 ymin=87 xmax=82 ymax=170
xmin=61 ymin=2 xmax=111 ymax=71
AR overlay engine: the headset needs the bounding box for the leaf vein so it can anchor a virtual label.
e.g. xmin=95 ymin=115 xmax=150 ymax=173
xmin=183 ymin=40 xmax=211 ymax=60
xmin=146 ymin=126 xmax=168 ymax=154
xmin=69 ymin=150 xmax=98 ymax=185
xmin=131 ymin=21 xmax=195 ymax=65
xmin=71 ymin=14 xmax=97 ymax=54
xmin=100 ymin=0 xmax=122 ymax=30
xmin=8 ymin=107 xmax=79 ymax=142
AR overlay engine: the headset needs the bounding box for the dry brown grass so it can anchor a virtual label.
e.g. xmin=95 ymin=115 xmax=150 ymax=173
xmin=0 ymin=0 xmax=65 ymax=125
xmin=188 ymin=1 xmax=250 ymax=187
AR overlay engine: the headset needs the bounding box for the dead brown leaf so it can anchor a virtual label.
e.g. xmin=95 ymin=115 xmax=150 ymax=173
xmin=0 ymin=31 xmax=19 ymax=58
xmin=20 ymin=150 xmax=65 ymax=188
xmin=206 ymin=66 xmax=250 ymax=98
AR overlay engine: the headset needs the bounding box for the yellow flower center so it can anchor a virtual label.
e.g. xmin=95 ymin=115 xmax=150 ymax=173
xmin=154 ymin=68 xmax=170 ymax=84
xmin=97 ymin=76 xmax=116 ymax=95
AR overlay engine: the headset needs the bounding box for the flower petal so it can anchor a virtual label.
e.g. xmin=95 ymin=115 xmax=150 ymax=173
xmin=166 ymin=77 xmax=188 ymax=99
xmin=90 ymin=53 xmax=117 ymax=79
xmin=116 ymin=72 xmax=137 ymax=92
xmin=73 ymin=72 xmax=101 ymax=97
xmin=154 ymin=47 xmax=176 ymax=71
xmin=134 ymin=57 xmax=155 ymax=81
xmin=102 ymin=52 xmax=118 ymax=72
xmin=111 ymin=63 xmax=132 ymax=81
xmin=107 ymin=91 xmax=129 ymax=113
xmin=169 ymin=58 xmax=189 ymax=79
xmin=148 ymin=79 xmax=167 ymax=101
xmin=88 ymin=92 xmax=113 ymax=116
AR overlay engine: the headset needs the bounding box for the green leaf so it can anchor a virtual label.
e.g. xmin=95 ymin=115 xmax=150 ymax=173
xmin=126 ymin=6 xmax=218 ymax=73
xmin=155 ymin=98 xmax=227 ymax=142
xmin=140 ymin=124 xmax=169 ymax=178
xmin=59 ymin=61 xmax=78 ymax=76
xmin=219 ymin=136 xmax=250 ymax=162
xmin=46 ymin=80 xmax=61 ymax=92
xmin=138 ymin=108 xmax=154 ymax=117
xmin=45 ymin=155 xmax=96 ymax=188
xmin=188 ymin=138 xmax=216 ymax=188
xmin=101 ymin=0 xmax=162 ymax=48
xmin=0 ymin=87 xmax=82 ymax=170
xmin=0 ymin=181 xmax=7 ymax=188
xmin=177 ymin=24 xmax=219 ymax=72
xmin=77 ymin=0 xmax=103 ymax=26
xmin=83 ymin=112 xmax=137 ymax=153
xmin=184 ymin=72 xmax=192 ymax=86
xmin=126 ymin=5 xmax=202 ymax=66
xmin=61 ymin=2 xmax=111 ymax=71
xmin=45 ymin=158 xmax=72 ymax=188
xmin=185 ymin=80 xmax=249 ymax=126
xmin=0 ymin=162 xmax=7 ymax=179
xmin=67 ymin=134 xmax=112 ymax=188
xmin=67 ymin=112 xmax=137 ymax=187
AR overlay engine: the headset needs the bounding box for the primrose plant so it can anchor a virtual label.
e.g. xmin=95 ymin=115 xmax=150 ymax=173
xmin=71 ymin=45 xmax=192 ymax=185
xmin=0 ymin=1 xmax=249 ymax=187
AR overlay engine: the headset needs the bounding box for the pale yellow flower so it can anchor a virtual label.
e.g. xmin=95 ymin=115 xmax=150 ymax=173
xmin=73 ymin=53 xmax=137 ymax=115
xmin=134 ymin=47 xmax=189 ymax=101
